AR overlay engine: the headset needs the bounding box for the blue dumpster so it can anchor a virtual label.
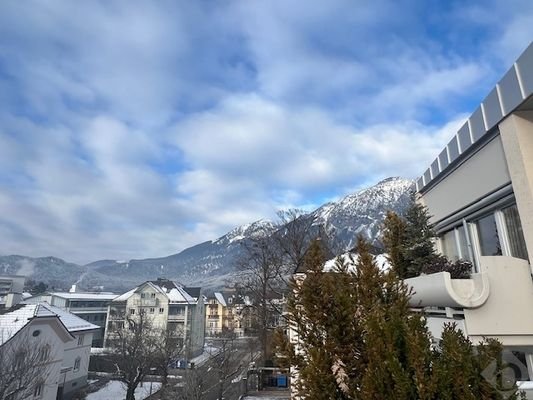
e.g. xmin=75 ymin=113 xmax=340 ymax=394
xmin=277 ymin=375 xmax=287 ymax=387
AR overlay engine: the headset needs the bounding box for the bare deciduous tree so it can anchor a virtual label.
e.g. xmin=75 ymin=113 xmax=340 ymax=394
xmin=153 ymin=326 xmax=185 ymax=386
xmin=106 ymin=310 xmax=159 ymax=400
xmin=177 ymin=333 xmax=245 ymax=400
xmin=236 ymin=209 xmax=324 ymax=362
xmin=0 ymin=330 xmax=53 ymax=400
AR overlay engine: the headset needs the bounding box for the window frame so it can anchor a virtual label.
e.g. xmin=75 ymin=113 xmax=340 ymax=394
xmin=439 ymin=199 xmax=529 ymax=271
xmin=73 ymin=356 xmax=81 ymax=372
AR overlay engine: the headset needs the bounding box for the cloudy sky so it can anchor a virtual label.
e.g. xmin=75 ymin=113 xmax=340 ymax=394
xmin=0 ymin=1 xmax=532 ymax=264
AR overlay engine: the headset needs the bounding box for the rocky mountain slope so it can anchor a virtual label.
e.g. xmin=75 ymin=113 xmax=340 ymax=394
xmin=0 ymin=177 xmax=414 ymax=292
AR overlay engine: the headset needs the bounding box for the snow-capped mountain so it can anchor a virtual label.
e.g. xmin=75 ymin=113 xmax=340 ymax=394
xmin=311 ymin=177 xmax=414 ymax=251
xmin=0 ymin=177 xmax=414 ymax=292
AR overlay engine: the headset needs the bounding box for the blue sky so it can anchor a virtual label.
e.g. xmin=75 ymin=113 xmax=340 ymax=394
xmin=0 ymin=1 xmax=532 ymax=263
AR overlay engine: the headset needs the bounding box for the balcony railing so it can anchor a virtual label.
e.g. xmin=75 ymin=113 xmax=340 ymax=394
xmin=208 ymin=314 xmax=220 ymax=319
xmin=134 ymin=299 xmax=159 ymax=307
xmin=168 ymin=314 xmax=185 ymax=321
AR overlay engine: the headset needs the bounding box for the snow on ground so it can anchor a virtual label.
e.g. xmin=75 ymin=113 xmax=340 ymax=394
xmin=86 ymin=380 xmax=161 ymax=400
xmin=189 ymin=345 xmax=221 ymax=367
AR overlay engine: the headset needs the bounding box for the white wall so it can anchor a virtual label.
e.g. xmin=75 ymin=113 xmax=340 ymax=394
xmin=61 ymin=331 xmax=94 ymax=394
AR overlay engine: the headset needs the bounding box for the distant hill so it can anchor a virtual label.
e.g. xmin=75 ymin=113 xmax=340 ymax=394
xmin=0 ymin=177 xmax=414 ymax=292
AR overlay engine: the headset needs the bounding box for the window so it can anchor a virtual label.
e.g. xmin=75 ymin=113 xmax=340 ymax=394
xmin=73 ymin=357 xmax=81 ymax=372
xmin=151 ymin=293 xmax=156 ymax=298
xmin=443 ymin=202 xmax=529 ymax=266
xmin=32 ymin=330 xmax=41 ymax=337
xmin=439 ymin=224 xmax=472 ymax=262
xmin=502 ymin=205 xmax=529 ymax=260
xmin=149 ymin=308 xmax=155 ymax=314
xmin=141 ymin=293 xmax=146 ymax=299
xmin=39 ymin=345 xmax=50 ymax=362
xmin=476 ymin=213 xmax=502 ymax=256
xmin=77 ymin=335 xmax=84 ymax=346
xmin=441 ymin=229 xmax=459 ymax=261
xmin=159 ymin=307 xmax=165 ymax=313
xmin=33 ymin=382 xmax=43 ymax=397
xmin=15 ymin=350 xmax=26 ymax=371
xmin=130 ymin=308 xmax=135 ymax=315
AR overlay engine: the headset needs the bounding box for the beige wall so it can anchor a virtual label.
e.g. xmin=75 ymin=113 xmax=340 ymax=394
xmin=422 ymin=136 xmax=511 ymax=224
xmin=464 ymin=257 xmax=533 ymax=346
xmin=499 ymin=111 xmax=533 ymax=260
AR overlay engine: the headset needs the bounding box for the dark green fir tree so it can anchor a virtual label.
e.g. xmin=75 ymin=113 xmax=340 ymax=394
xmin=280 ymin=236 xmax=519 ymax=400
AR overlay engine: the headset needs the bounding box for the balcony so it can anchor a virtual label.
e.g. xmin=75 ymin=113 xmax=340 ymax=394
xmin=405 ymin=256 xmax=533 ymax=346
xmin=134 ymin=299 xmax=159 ymax=307
xmin=168 ymin=314 xmax=185 ymax=321
xmin=208 ymin=314 xmax=220 ymax=319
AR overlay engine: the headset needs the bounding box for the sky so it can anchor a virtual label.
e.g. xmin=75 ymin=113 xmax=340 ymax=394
xmin=0 ymin=1 xmax=532 ymax=264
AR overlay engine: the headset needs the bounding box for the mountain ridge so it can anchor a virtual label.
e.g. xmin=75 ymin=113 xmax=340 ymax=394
xmin=0 ymin=177 xmax=414 ymax=291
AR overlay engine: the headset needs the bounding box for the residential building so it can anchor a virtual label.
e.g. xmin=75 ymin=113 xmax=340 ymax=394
xmin=407 ymin=41 xmax=533 ymax=393
xmin=0 ymin=275 xmax=25 ymax=309
xmin=105 ymin=279 xmax=205 ymax=358
xmin=26 ymin=288 xmax=116 ymax=347
xmin=205 ymin=291 xmax=255 ymax=337
xmin=205 ymin=292 xmax=227 ymax=336
xmin=0 ymin=303 xmax=98 ymax=400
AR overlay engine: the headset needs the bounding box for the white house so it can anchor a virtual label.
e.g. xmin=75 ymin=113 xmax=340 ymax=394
xmin=0 ymin=303 xmax=98 ymax=400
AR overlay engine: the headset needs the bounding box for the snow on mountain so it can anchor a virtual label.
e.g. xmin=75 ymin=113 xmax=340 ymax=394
xmin=311 ymin=177 xmax=414 ymax=251
xmin=214 ymin=219 xmax=276 ymax=245
xmin=0 ymin=177 xmax=414 ymax=292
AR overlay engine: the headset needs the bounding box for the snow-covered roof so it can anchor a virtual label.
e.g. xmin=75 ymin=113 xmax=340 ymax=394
xmin=214 ymin=292 xmax=227 ymax=307
xmin=112 ymin=287 xmax=137 ymax=302
xmin=0 ymin=302 xmax=97 ymax=345
xmin=112 ymin=280 xmax=196 ymax=304
xmin=1 ymin=304 xmax=41 ymax=344
xmin=39 ymin=303 xmax=100 ymax=332
xmin=48 ymin=292 xmax=117 ymax=300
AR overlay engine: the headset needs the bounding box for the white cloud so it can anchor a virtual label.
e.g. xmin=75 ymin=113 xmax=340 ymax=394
xmin=0 ymin=1 xmax=532 ymax=264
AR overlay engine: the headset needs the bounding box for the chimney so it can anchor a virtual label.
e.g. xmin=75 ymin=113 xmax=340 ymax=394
xmin=69 ymin=284 xmax=77 ymax=293
xmin=6 ymin=292 xmax=22 ymax=308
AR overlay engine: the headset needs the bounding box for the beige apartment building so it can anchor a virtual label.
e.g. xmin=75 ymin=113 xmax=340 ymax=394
xmin=105 ymin=279 xmax=205 ymax=358
xmin=205 ymin=291 xmax=254 ymax=337
xmin=407 ymin=41 xmax=533 ymax=393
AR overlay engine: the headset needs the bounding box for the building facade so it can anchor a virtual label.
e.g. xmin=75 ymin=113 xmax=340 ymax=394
xmin=0 ymin=275 xmax=25 ymax=309
xmin=0 ymin=303 xmax=98 ymax=400
xmin=105 ymin=279 xmax=205 ymax=358
xmin=205 ymin=291 xmax=254 ymax=337
xmin=26 ymin=290 xmax=116 ymax=347
xmin=407 ymin=41 xmax=533 ymax=393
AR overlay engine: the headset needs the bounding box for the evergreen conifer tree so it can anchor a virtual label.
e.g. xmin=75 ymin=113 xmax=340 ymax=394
xmin=281 ymin=236 xmax=519 ymax=399
xmin=382 ymin=210 xmax=409 ymax=278
xmin=383 ymin=196 xmax=471 ymax=279
xmin=403 ymin=198 xmax=438 ymax=277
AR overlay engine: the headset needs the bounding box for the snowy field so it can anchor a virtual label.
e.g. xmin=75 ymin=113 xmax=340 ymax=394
xmin=86 ymin=380 xmax=161 ymax=400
